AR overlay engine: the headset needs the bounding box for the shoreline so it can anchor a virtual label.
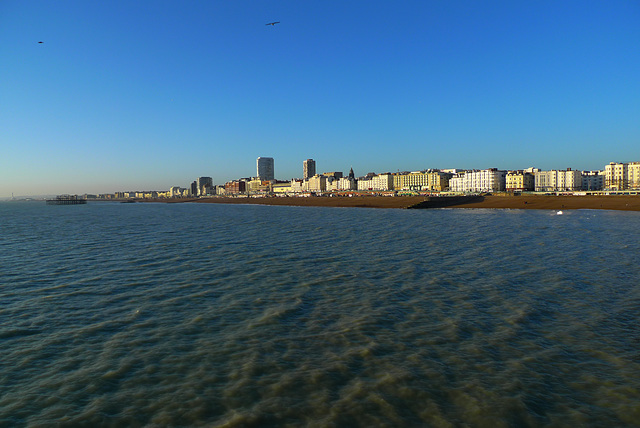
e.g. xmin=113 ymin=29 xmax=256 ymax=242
xmin=136 ymin=194 xmax=640 ymax=211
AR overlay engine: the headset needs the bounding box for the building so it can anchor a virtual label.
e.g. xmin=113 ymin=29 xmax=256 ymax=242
xmin=290 ymin=179 xmax=304 ymax=193
xmin=605 ymin=162 xmax=640 ymax=190
xmin=247 ymin=178 xmax=271 ymax=193
xmin=449 ymin=169 xmax=506 ymax=193
xmin=225 ymin=180 xmax=246 ymax=194
xmin=535 ymin=169 xmax=582 ymax=192
xmin=336 ymin=176 xmax=357 ymax=191
xmin=169 ymin=186 xmax=189 ymax=197
xmin=630 ymin=162 xmax=640 ymax=189
xmin=196 ymin=177 xmax=213 ymax=196
xmin=272 ymin=182 xmax=293 ymax=194
xmin=323 ymin=171 xmax=343 ymax=179
xmin=257 ymin=157 xmax=275 ymax=181
xmin=505 ymin=171 xmax=535 ymax=191
xmin=581 ymin=170 xmax=605 ymax=191
xmin=393 ymin=170 xmax=451 ymax=191
xmin=357 ymin=173 xmax=394 ymax=191
xmin=303 ymin=159 xmax=316 ymax=180
xmin=307 ymin=174 xmax=327 ymax=192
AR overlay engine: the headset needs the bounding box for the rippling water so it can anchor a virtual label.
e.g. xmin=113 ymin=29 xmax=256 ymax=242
xmin=1 ymin=201 xmax=639 ymax=427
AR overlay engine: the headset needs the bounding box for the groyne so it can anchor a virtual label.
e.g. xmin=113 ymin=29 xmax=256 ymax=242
xmin=407 ymin=195 xmax=484 ymax=209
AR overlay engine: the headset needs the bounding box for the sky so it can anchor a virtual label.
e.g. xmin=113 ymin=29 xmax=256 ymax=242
xmin=1 ymin=0 xmax=639 ymax=197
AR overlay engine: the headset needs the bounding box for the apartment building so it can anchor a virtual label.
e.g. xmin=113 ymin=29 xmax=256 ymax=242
xmin=535 ymin=169 xmax=582 ymax=192
xmin=449 ymin=169 xmax=506 ymax=193
xmin=256 ymin=157 xmax=275 ymax=181
xmin=605 ymin=162 xmax=640 ymax=190
xmin=303 ymin=159 xmax=316 ymax=180
xmin=357 ymin=173 xmax=394 ymax=191
xmin=393 ymin=170 xmax=451 ymax=191
xmin=505 ymin=171 xmax=534 ymax=191
xmin=581 ymin=170 xmax=605 ymax=191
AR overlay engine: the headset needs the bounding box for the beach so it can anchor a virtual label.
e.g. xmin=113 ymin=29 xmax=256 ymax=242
xmin=175 ymin=194 xmax=640 ymax=211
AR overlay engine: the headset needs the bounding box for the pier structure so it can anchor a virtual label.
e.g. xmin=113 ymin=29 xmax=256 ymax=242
xmin=46 ymin=195 xmax=87 ymax=205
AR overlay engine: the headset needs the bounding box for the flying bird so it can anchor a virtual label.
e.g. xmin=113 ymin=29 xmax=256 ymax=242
xmin=38 ymin=41 xmax=43 ymax=43
xmin=265 ymin=21 xmax=280 ymax=26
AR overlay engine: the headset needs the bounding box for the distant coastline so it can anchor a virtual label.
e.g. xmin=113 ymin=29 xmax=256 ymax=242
xmin=134 ymin=194 xmax=640 ymax=211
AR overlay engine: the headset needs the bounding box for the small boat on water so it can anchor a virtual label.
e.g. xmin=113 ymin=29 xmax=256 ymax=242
xmin=46 ymin=195 xmax=87 ymax=205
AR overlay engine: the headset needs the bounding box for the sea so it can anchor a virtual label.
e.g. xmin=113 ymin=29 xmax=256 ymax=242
xmin=1 ymin=201 xmax=639 ymax=427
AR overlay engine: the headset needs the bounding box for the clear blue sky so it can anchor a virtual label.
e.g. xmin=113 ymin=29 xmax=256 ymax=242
xmin=1 ymin=1 xmax=639 ymax=197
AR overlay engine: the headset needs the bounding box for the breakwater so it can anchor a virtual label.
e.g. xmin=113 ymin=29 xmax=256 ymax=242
xmin=407 ymin=195 xmax=484 ymax=209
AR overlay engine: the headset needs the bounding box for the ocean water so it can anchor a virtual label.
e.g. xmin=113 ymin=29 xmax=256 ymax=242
xmin=1 ymin=201 xmax=639 ymax=427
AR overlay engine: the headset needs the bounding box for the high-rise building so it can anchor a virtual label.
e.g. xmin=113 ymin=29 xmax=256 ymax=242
xmin=196 ymin=177 xmax=213 ymax=196
xmin=303 ymin=159 xmax=316 ymax=180
xmin=257 ymin=157 xmax=274 ymax=181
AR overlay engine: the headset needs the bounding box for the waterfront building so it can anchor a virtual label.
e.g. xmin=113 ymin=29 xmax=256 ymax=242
xmin=605 ymin=162 xmax=627 ymax=190
xmin=225 ymin=180 xmax=246 ymax=194
xmin=247 ymin=178 xmax=271 ymax=193
xmin=307 ymin=174 xmax=327 ymax=192
xmin=169 ymin=186 xmax=185 ymax=197
xmin=605 ymin=162 xmax=640 ymax=190
xmin=336 ymin=176 xmax=357 ymax=191
xmin=448 ymin=172 xmax=467 ymax=193
xmin=630 ymin=162 xmax=640 ymax=189
xmin=449 ymin=169 xmax=506 ymax=193
xmin=303 ymin=159 xmax=316 ymax=180
xmin=290 ymin=179 xmax=304 ymax=193
xmin=272 ymin=182 xmax=292 ymax=194
xmin=196 ymin=177 xmax=213 ymax=196
xmin=358 ymin=173 xmax=393 ymax=191
xmin=535 ymin=169 xmax=582 ymax=192
xmin=393 ymin=170 xmax=451 ymax=191
xmin=505 ymin=171 xmax=535 ymax=191
xmin=581 ymin=170 xmax=605 ymax=191
xmin=257 ymin=157 xmax=275 ymax=181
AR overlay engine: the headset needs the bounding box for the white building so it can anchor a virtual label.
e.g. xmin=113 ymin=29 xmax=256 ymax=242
xmin=336 ymin=176 xmax=357 ymax=191
xmin=307 ymin=175 xmax=327 ymax=192
xmin=357 ymin=173 xmax=393 ymax=191
xmin=169 ymin=186 xmax=188 ymax=197
xmin=449 ymin=169 xmax=506 ymax=193
xmin=290 ymin=179 xmax=304 ymax=193
xmin=605 ymin=162 xmax=640 ymax=190
xmin=535 ymin=169 xmax=582 ymax=192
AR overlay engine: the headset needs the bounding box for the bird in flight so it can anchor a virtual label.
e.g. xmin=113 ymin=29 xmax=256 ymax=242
xmin=38 ymin=41 xmax=43 ymax=44
xmin=265 ymin=21 xmax=280 ymax=26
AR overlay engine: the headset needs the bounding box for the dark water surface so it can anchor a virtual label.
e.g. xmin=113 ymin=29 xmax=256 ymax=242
xmin=1 ymin=201 xmax=639 ymax=427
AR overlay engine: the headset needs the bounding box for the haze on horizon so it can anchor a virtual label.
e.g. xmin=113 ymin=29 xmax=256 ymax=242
xmin=1 ymin=0 xmax=639 ymax=198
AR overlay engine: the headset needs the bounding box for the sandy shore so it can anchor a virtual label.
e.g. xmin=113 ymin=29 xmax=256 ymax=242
xmin=164 ymin=194 xmax=640 ymax=211
xmin=189 ymin=195 xmax=425 ymax=209
xmin=449 ymin=194 xmax=640 ymax=211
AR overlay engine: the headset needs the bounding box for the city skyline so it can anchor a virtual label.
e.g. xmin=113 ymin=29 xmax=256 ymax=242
xmin=2 ymin=1 xmax=639 ymax=198
xmin=0 ymin=156 xmax=637 ymax=199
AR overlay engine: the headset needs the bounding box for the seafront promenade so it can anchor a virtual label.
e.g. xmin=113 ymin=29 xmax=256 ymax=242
xmin=144 ymin=194 xmax=640 ymax=211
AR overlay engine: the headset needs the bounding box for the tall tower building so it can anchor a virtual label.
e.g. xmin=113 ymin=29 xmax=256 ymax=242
xmin=256 ymin=157 xmax=274 ymax=181
xmin=196 ymin=176 xmax=213 ymax=196
xmin=303 ymin=159 xmax=316 ymax=180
